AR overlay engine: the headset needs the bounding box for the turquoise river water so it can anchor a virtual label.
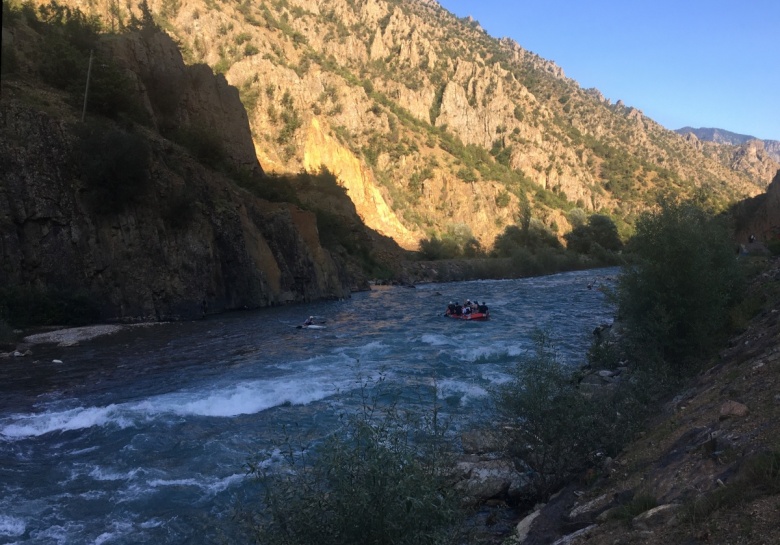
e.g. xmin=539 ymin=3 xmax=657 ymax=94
xmin=0 ymin=268 xmax=617 ymax=544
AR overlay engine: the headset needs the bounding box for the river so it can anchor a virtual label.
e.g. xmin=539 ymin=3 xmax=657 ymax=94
xmin=0 ymin=268 xmax=616 ymax=544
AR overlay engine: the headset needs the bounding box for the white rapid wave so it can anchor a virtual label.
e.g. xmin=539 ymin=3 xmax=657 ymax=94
xmin=1 ymin=371 xmax=360 ymax=440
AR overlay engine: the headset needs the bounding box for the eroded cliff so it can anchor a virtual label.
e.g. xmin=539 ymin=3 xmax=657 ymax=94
xmin=0 ymin=22 xmax=363 ymax=322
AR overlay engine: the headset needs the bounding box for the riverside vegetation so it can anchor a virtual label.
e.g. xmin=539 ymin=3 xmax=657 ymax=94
xmin=236 ymin=196 xmax=774 ymax=545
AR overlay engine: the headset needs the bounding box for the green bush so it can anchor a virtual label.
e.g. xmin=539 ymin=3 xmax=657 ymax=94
xmin=86 ymin=54 xmax=147 ymax=121
xmin=766 ymin=238 xmax=780 ymax=256
xmin=232 ymin=170 xmax=300 ymax=205
xmin=39 ymin=31 xmax=92 ymax=90
xmin=171 ymin=124 xmax=226 ymax=169
xmin=565 ymin=214 xmax=622 ymax=254
xmin=495 ymin=190 xmax=511 ymax=208
xmin=1 ymin=46 xmax=19 ymax=76
xmin=617 ymin=198 xmax=743 ymax=369
xmin=609 ymin=494 xmax=659 ymax=521
xmin=23 ymin=2 xmax=144 ymax=121
xmin=418 ymin=236 xmax=461 ymax=260
xmin=495 ymin=333 xmax=645 ymax=497
xmin=492 ymin=223 xmax=561 ymax=257
xmin=243 ymin=374 xmax=460 ymax=545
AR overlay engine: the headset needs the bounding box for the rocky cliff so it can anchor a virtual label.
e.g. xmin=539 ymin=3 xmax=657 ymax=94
xmin=102 ymin=29 xmax=262 ymax=175
xmin=0 ymin=21 xmax=363 ymax=322
xmin=38 ymin=0 xmax=770 ymax=253
xmin=732 ymin=170 xmax=780 ymax=244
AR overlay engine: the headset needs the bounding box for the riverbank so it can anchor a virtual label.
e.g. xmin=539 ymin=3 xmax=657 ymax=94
xmin=0 ymin=323 xmax=163 ymax=358
xmin=504 ymin=256 xmax=780 ymax=545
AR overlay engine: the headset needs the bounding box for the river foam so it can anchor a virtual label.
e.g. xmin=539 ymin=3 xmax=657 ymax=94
xmin=1 ymin=362 xmax=378 ymax=439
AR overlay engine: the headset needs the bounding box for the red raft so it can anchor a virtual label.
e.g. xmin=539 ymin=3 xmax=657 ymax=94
xmin=444 ymin=305 xmax=490 ymax=320
xmin=446 ymin=311 xmax=489 ymax=321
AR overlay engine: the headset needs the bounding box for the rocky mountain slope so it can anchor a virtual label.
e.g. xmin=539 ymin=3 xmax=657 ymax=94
xmin=35 ymin=0 xmax=777 ymax=253
xmin=3 ymin=0 xmax=779 ymax=323
xmin=1 ymin=15 xmax=375 ymax=322
xmin=732 ymin=170 xmax=780 ymax=244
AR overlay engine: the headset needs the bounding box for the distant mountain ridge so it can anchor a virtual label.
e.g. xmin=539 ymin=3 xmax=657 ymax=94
xmin=677 ymin=126 xmax=780 ymax=163
xmin=676 ymin=126 xmax=758 ymax=145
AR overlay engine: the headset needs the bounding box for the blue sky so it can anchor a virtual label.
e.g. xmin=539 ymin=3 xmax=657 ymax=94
xmin=436 ymin=0 xmax=780 ymax=141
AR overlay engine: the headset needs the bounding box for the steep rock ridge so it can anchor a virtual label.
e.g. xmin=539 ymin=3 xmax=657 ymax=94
xmin=680 ymin=131 xmax=780 ymax=187
xmin=729 ymin=140 xmax=780 ymax=185
xmin=437 ymin=60 xmax=518 ymax=149
xmin=0 ymin=26 xmax=358 ymax=322
xmin=102 ymin=30 xmax=261 ymax=174
xmin=765 ymin=140 xmax=780 ymax=163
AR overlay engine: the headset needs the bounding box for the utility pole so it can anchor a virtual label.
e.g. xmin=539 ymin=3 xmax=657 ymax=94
xmin=81 ymin=49 xmax=94 ymax=122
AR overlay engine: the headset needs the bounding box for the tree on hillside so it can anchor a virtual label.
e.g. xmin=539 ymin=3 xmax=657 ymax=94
xmin=617 ymin=198 xmax=742 ymax=369
xmin=492 ymin=220 xmax=561 ymax=258
xmin=564 ymin=214 xmax=622 ymax=254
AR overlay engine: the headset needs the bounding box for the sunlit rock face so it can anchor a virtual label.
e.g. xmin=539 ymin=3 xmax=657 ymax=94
xmin=304 ymin=118 xmax=418 ymax=250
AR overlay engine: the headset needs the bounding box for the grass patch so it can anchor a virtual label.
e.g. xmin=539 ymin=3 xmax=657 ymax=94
xmin=683 ymin=451 xmax=780 ymax=523
xmin=608 ymin=493 xmax=659 ymax=521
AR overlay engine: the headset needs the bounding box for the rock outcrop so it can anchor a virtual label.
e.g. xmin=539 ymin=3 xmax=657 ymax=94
xmin=102 ymin=30 xmax=261 ymax=175
xmin=303 ymin=117 xmax=418 ymax=249
xmin=0 ymin=28 xmax=361 ymax=322
xmin=733 ymin=169 xmax=780 ymax=243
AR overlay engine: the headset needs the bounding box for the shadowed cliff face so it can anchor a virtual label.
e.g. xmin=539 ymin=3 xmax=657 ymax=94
xmin=0 ymin=27 xmax=362 ymax=322
xmin=102 ymin=30 xmax=262 ymax=176
xmin=732 ymin=170 xmax=780 ymax=244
